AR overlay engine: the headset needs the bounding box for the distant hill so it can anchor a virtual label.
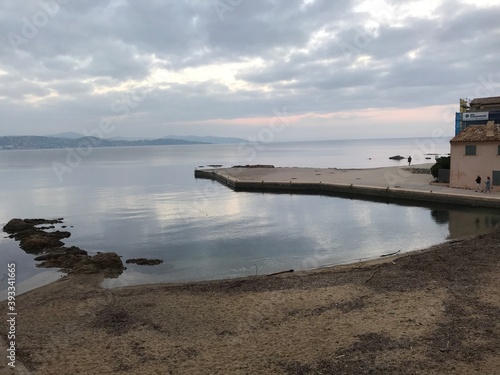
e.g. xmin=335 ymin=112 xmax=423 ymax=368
xmin=165 ymin=135 xmax=246 ymax=144
xmin=108 ymin=136 xmax=156 ymax=141
xmin=0 ymin=136 xmax=208 ymax=150
xmin=47 ymin=133 xmax=246 ymax=144
xmin=47 ymin=132 xmax=84 ymax=139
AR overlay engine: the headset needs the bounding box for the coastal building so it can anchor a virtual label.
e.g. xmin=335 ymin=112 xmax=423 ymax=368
xmin=449 ymin=122 xmax=500 ymax=189
xmin=455 ymin=96 xmax=500 ymax=135
xmin=469 ymin=96 xmax=500 ymax=111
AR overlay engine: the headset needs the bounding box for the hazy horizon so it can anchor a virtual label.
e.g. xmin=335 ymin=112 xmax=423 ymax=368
xmin=2 ymin=1 xmax=499 ymax=141
xmin=0 ymin=132 xmax=455 ymax=144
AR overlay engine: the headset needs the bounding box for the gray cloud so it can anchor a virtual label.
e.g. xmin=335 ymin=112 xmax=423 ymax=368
xmin=1 ymin=0 xmax=500 ymax=140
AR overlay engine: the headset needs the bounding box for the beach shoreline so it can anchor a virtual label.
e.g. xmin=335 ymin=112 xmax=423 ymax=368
xmin=2 ymin=164 xmax=500 ymax=374
xmin=1 ymin=225 xmax=500 ymax=375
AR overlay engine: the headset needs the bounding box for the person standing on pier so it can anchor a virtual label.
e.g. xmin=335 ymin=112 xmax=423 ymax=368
xmin=484 ymin=176 xmax=492 ymax=193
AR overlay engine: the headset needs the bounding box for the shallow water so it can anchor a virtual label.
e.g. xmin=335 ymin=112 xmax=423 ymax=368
xmin=1 ymin=138 xmax=498 ymax=296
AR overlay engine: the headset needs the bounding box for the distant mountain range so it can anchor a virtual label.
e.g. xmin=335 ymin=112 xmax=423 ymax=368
xmin=164 ymin=135 xmax=247 ymax=144
xmin=47 ymin=132 xmax=87 ymax=139
xmin=0 ymin=134 xmax=247 ymax=150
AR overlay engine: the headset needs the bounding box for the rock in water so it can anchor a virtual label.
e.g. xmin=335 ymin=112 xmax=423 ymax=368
xmin=126 ymin=258 xmax=164 ymax=266
xmin=3 ymin=218 xmax=64 ymax=233
xmin=92 ymin=252 xmax=125 ymax=272
xmin=4 ymin=217 xmax=124 ymax=277
xmin=19 ymin=232 xmax=66 ymax=253
xmin=3 ymin=218 xmax=33 ymax=233
xmin=389 ymin=155 xmax=405 ymax=160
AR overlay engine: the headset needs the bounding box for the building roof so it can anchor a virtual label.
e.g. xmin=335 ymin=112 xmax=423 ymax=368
xmin=470 ymin=96 xmax=500 ymax=106
xmin=451 ymin=124 xmax=500 ymax=142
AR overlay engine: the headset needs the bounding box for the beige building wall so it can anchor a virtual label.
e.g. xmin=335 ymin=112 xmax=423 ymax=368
xmin=450 ymin=141 xmax=500 ymax=189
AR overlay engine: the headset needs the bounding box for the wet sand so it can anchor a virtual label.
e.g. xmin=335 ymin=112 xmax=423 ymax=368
xmin=1 ymin=226 xmax=500 ymax=374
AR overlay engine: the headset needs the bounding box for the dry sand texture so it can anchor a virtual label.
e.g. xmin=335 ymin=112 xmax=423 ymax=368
xmin=1 ymin=226 xmax=500 ymax=374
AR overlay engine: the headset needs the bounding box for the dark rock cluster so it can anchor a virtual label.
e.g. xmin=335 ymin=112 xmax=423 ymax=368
xmin=388 ymin=155 xmax=405 ymax=160
xmin=126 ymin=258 xmax=164 ymax=266
xmin=3 ymin=218 xmax=125 ymax=277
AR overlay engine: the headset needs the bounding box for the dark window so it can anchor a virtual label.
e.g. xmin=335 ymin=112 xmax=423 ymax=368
xmin=498 ymin=145 xmax=500 ymax=156
xmin=465 ymin=145 xmax=476 ymax=156
xmin=493 ymin=171 xmax=500 ymax=185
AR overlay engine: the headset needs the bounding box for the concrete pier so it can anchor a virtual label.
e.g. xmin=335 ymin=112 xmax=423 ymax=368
xmin=195 ymin=164 xmax=500 ymax=208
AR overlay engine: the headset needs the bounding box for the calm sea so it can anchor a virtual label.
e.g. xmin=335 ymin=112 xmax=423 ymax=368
xmin=1 ymin=137 xmax=499 ymax=296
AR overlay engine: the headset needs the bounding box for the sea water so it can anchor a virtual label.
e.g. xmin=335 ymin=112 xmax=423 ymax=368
xmin=1 ymin=138 xmax=499 ymax=295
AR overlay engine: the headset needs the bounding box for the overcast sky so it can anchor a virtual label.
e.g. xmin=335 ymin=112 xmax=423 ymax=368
xmin=1 ymin=0 xmax=500 ymax=141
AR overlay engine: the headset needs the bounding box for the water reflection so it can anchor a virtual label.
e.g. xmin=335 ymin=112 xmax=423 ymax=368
xmin=2 ymin=144 xmax=499 ymax=295
xmin=430 ymin=210 xmax=449 ymax=225
xmin=430 ymin=208 xmax=500 ymax=238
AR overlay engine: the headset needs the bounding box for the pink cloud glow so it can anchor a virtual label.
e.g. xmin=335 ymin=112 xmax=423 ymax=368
xmin=174 ymin=104 xmax=456 ymax=127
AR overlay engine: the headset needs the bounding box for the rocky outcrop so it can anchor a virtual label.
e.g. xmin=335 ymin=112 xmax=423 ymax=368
xmin=3 ymin=218 xmax=69 ymax=253
xmin=17 ymin=230 xmax=71 ymax=253
xmin=92 ymin=252 xmax=125 ymax=272
xmin=3 ymin=218 xmax=34 ymax=233
xmin=37 ymin=248 xmax=91 ymax=272
xmin=37 ymin=250 xmax=125 ymax=276
xmin=3 ymin=218 xmax=124 ymax=277
xmin=34 ymin=246 xmax=88 ymax=261
xmin=126 ymin=258 xmax=163 ymax=266
xmin=389 ymin=155 xmax=405 ymax=160
xmin=3 ymin=218 xmax=63 ymax=234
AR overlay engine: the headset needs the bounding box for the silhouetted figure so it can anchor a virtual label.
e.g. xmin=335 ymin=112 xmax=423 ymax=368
xmin=475 ymin=175 xmax=482 ymax=192
xmin=484 ymin=176 xmax=492 ymax=193
xmin=407 ymin=156 xmax=412 ymax=166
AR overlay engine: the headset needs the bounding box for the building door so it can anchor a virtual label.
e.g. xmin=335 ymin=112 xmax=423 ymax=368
xmin=493 ymin=171 xmax=500 ymax=186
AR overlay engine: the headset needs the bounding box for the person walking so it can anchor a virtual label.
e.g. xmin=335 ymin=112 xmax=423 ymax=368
xmin=407 ymin=156 xmax=412 ymax=166
xmin=484 ymin=176 xmax=492 ymax=193
xmin=475 ymin=175 xmax=482 ymax=192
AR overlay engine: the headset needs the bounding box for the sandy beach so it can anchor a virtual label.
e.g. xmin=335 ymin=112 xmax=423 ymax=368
xmin=3 ymin=0 xmax=500 ymax=372
xmin=1 ymin=224 xmax=500 ymax=375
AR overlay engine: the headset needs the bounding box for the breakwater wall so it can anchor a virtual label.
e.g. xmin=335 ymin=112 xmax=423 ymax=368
xmin=195 ymin=169 xmax=500 ymax=209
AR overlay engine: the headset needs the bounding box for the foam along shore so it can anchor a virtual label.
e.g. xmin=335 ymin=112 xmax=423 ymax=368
xmin=195 ymin=164 xmax=500 ymax=208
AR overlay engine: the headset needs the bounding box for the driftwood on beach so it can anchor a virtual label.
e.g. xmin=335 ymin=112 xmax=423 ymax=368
xmin=380 ymin=249 xmax=401 ymax=258
xmin=267 ymin=269 xmax=294 ymax=276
